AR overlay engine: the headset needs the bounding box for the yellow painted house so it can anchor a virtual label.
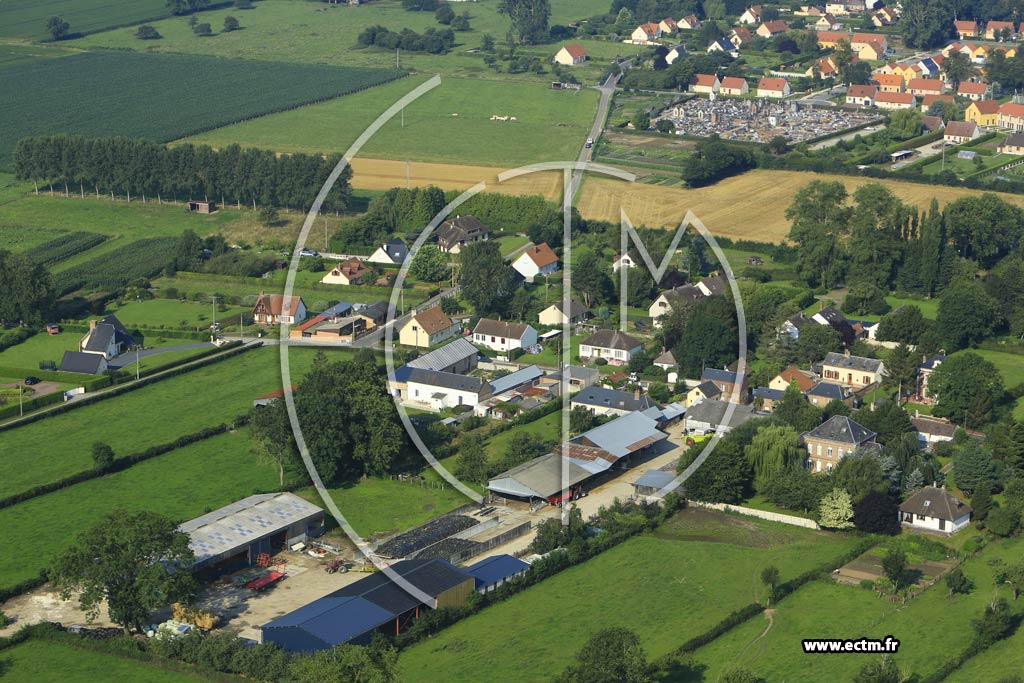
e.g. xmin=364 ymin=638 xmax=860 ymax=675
xmin=398 ymin=305 xmax=457 ymax=348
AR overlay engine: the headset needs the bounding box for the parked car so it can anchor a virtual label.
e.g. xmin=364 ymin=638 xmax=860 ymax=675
xmin=585 ymin=137 xmax=594 ymax=148
xmin=299 ymin=248 xmax=319 ymax=257
xmin=24 ymin=376 xmax=41 ymax=385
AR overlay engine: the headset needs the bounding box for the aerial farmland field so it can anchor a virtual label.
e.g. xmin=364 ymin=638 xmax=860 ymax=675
xmin=0 ymin=50 xmax=401 ymax=167
xmin=0 ymin=0 xmax=168 ymax=39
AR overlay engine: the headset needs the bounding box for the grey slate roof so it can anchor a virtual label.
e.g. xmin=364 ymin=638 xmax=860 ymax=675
xmin=490 ymin=365 xmax=543 ymax=395
xmin=581 ymin=329 xmax=642 ymax=352
xmin=693 ymin=380 xmax=722 ymax=399
xmin=83 ymin=315 xmax=134 ymax=353
xmin=473 ymin=319 xmax=533 ymax=340
xmin=822 ymin=352 xmax=883 ymax=373
xmin=702 ymin=368 xmax=741 ymax=385
xmin=802 ymin=415 xmax=875 ymax=445
xmin=912 ymin=417 xmax=957 ymax=438
xmin=685 ymin=399 xmax=755 ymax=429
xmin=918 ymin=354 xmax=946 ymax=371
xmin=808 ymin=382 xmax=847 ymax=400
xmin=553 ymin=299 xmax=590 ymax=319
xmin=752 ymin=387 xmax=784 ymax=402
xmin=699 ymin=274 xmax=727 ymax=296
xmin=59 ymin=351 xmax=105 ymax=375
xmin=653 ymin=350 xmax=677 ymax=366
xmin=406 ymin=368 xmax=485 ymax=393
xmin=663 ymin=284 xmax=702 ymax=305
xmin=407 ymin=338 xmax=479 ymax=372
xmin=900 ymin=486 xmax=971 ymax=522
xmin=571 ymin=410 xmax=666 ymax=459
xmin=572 ymin=385 xmax=653 ymax=412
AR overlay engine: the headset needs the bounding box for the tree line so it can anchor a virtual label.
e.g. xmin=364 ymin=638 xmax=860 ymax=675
xmin=13 ymin=135 xmax=352 ymax=212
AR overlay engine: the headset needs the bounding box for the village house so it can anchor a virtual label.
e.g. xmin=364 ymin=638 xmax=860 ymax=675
xmin=912 ymin=416 xmax=957 ymax=448
xmin=631 ymin=22 xmax=662 ymax=43
xmin=649 ymin=284 xmax=700 ymax=324
xmin=751 ymin=387 xmax=784 ymax=412
xmin=252 ymin=294 xmax=307 ymax=325
xmin=321 ymin=257 xmax=369 ymax=286
xmin=845 ymin=84 xmax=878 ymax=106
xmin=769 ymin=366 xmax=817 ymax=393
xmin=815 ymin=31 xmax=848 ymax=49
xmin=690 ymin=73 xmax=721 ymax=94
xmin=756 ymin=76 xmax=790 ymax=98
xmin=914 ymin=354 xmax=945 ymax=402
xmin=821 ymin=351 xmax=885 ymax=388
xmin=956 ymin=81 xmax=989 ymax=101
xmin=998 ymin=102 xmax=1024 ymax=131
xmin=436 ymin=215 xmax=490 ymax=253
xmin=900 ymin=486 xmax=971 ymax=534
xmin=757 ymin=19 xmax=789 ymax=38
xmin=677 ymin=15 xmax=701 ymax=30
xmin=850 ymin=33 xmax=887 ymax=60
xmin=719 ymin=76 xmax=750 ymax=96
xmin=796 ymin=5 xmax=825 ymax=17
xmin=872 ymin=7 xmax=898 ymax=26
xmin=685 ymin=380 xmax=722 ymax=407
xmin=985 ymin=20 xmax=1016 ymax=40
xmin=921 ymin=94 xmax=953 ymax=109
xmin=824 ymin=1 xmax=849 ymax=14
xmin=806 ymin=56 xmax=839 ymax=78
xmin=666 ymin=46 xmax=687 ymax=65
xmin=969 ymin=44 xmax=990 ymax=63
xmin=399 ymin=306 xmax=457 ymax=348
xmin=653 ymin=349 xmax=676 ymax=370
xmin=998 ymin=132 xmax=1024 ymax=154
xmin=966 ymin=99 xmax=1000 ymax=126
xmin=472 ymin=319 xmax=538 ymax=354
xmin=367 ymin=237 xmax=409 ymax=265
xmin=806 ymin=382 xmax=854 ymax=408
xmin=954 ymin=19 xmax=977 ymax=39
xmin=571 ymin=385 xmax=654 ymax=416
xmin=920 ymin=114 xmax=945 ymax=132
xmin=701 ymin=367 xmax=749 ymax=403
xmin=738 ymin=5 xmax=763 ymax=25
xmin=944 ymin=120 xmax=980 ymax=144
xmin=659 ymin=17 xmax=678 ymax=33
xmin=874 ymin=91 xmax=915 ymax=110
xmin=684 ymin=399 xmax=756 ymax=435
xmin=802 ymin=415 xmax=877 ymax=473
xmin=78 ymin=315 xmax=134 ymax=360
xmin=871 ymin=73 xmax=904 ymax=93
xmin=707 ymin=38 xmax=738 ymax=56
xmin=553 ymin=43 xmax=587 ymax=65
xmin=405 ymin=369 xmax=491 ymax=412
xmin=511 ymin=243 xmax=559 ymax=282
xmin=906 ymin=78 xmax=944 ymax=97
xmin=815 ymin=13 xmax=842 ymax=30
xmin=538 ymin=299 xmax=590 ymax=326
xmin=579 ymin=329 xmax=644 ymax=365
xmin=730 ymin=26 xmax=754 ymax=48
xmin=612 ymin=253 xmax=636 ymax=271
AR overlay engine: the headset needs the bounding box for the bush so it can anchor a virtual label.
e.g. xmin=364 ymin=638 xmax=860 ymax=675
xmin=986 ymin=507 xmax=1020 ymax=537
xmin=594 ymin=357 xmax=608 ymax=366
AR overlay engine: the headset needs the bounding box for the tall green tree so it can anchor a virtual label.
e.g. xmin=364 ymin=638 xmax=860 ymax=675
xmin=560 ymin=627 xmax=652 ymax=683
xmin=819 ymin=488 xmax=855 ymax=529
xmin=45 ymin=15 xmax=70 ymax=39
xmin=745 ymin=424 xmax=802 ymax=491
xmin=785 ymin=181 xmax=851 ymax=288
xmin=250 ymin=397 xmax=299 ymax=487
xmin=953 ymin=441 xmax=998 ymax=496
xmin=928 ymin=352 xmax=1004 ymax=428
xmin=774 ymin=381 xmax=822 ymax=433
xmin=51 ymin=511 xmax=196 ymax=632
xmin=287 ymin=642 xmax=398 ymax=683
xmin=0 ymin=250 xmax=53 ymax=325
xmin=680 ymin=439 xmax=752 ymax=504
xmin=409 ymin=244 xmax=449 ymax=283
xmin=883 ymin=343 xmax=918 ymax=396
xmin=846 ymin=184 xmax=908 ymax=289
xmin=899 ymin=0 xmax=954 ymax=48
xmin=455 ymin=434 xmax=490 ymax=485
xmin=942 ymin=50 xmax=973 ymax=89
xmin=571 ymin=248 xmax=612 ymax=308
xmin=498 ymin=0 xmax=550 ymax=44
xmin=458 ymin=240 xmax=516 ymax=316
xmin=854 ymin=656 xmax=904 ymax=683
xmin=831 ymin=453 xmax=888 ymax=502
xmin=937 ymin=280 xmax=1002 ymax=350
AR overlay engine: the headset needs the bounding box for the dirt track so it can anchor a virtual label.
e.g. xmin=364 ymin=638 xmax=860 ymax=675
xmin=349 ymin=158 xmax=563 ymax=200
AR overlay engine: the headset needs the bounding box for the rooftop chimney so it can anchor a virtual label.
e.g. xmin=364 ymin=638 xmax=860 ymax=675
xmin=634 ymin=387 xmax=641 ymax=400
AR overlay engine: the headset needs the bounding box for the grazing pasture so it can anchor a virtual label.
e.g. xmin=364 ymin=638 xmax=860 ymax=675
xmin=0 ymin=51 xmax=400 ymax=167
xmin=0 ymin=639 xmax=218 ymax=683
xmin=183 ymin=76 xmax=599 ymax=167
xmin=397 ymin=509 xmax=859 ymax=683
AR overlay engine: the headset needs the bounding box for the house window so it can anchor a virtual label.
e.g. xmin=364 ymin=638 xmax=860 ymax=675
xmin=816 ymin=444 xmax=822 ymax=456
xmin=917 ymin=514 xmax=926 ymax=522
xmin=938 ymin=518 xmax=946 ymax=531
xmin=827 ymin=447 xmax=833 ymax=458
xmin=863 ymin=375 xmax=870 ymax=384
xmin=826 ymin=463 xmax=833 ymax=473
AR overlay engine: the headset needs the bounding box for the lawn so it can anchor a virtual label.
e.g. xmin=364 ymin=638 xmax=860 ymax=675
xmin=0 ymin=330 xmax=210 ymax=372
xmin=497 ymin=234 xmax=530 ymax=256
xmin=0 ymin=0 xmax=167 ymax=39
xmin=73 ymin=0 xmax=612 ymax=81
xmin=968 ymin=348 xmax=1024 ymax=419
xmin=397 ymin=509 xmax=859 ymax=683
xmin=0 ymin=428 xmax=281 ymax=589
xmin=0 ymin=639 xmax=219 ymax=683
xmin=98 ymin=298 xmax=250 ymax=332
xmin=683 ymin=536 xmax=1024 ymax=683
xmin=0 ymin=345 xmax=333 ymax=498
xmin=946 ymin=607 xmax=1024 ymax=682
xmin=184 ymin=75 xmax=600 ymax=167
xmin=0 ymin=43 xmax=79 ymax=68
xmin=576 ymin=170 xmax=1024 ymax=241
xmin=0 ymin=50 xmax=400 ymax=167
xmin=297 ymin=470 xmax=472 ymax=540
xmin=484 ymin=410 xmax=563 ymax=462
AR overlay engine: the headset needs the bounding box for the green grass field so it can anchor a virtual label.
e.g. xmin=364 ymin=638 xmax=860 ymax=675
xmin=0 ymin=428 xmax=281 ymax=589
xmin=72 ymin=0 xmax=612 ymax=81
xmin=0 ymin=345 xmax=331 ymax=498
xmin=183 ymin=75 xmax=599 ymax=167
xmin=0 ymin=639 xmax=218 ymax=683
xmin=0 ymin=50 xmax=400 ymax=167
xmin=0 ymin=332 xmax=89 ymax=368
xmin=970 ymin=348 xmax=1024 ymax=418
xmin=0 ymin=43 xmax=79 ymax=68
xmin=397 ymin=509 xmax=859 ymax=683
xmin=684 ymin=537 xmax=1024 ymax=682
xmin=484 ymin=410 xmax=562 ymax=462
xmin=98 ymin=298 xmax=249 ymax=331
xmin=946 ymin=603 xmax=1024 ymax=682
xmin=0 ymin=0 xmax=167 ymax=39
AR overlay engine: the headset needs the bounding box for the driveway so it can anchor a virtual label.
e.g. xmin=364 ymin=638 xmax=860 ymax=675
xmin=106 ymin=342 xmax=214 ymax=369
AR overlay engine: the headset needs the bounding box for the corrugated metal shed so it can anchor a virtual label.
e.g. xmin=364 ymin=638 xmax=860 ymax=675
xmin=490 ymin=365 xmax=543 ymax=395
xmin=262 ymin=596 xmax=394 ymax=651
xmin=465 ymin=554 xmax=530 ymax=591
xmin=406 ymin=337 xmax=478 ymax=371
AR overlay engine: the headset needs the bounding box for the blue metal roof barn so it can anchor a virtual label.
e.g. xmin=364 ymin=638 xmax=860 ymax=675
xmin=465 ymin=554 xmax=530 ymax=593
xmin=261 ymin=596 xmax=395 ymax=650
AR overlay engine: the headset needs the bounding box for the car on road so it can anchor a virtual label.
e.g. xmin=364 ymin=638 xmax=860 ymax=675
xmin=299 ymin=248 xmax=319 ymax=257
xmin=585 ymin=137 xmax=594 ymax=148
xmin=23 ymin=377 xmax=41 ymax=385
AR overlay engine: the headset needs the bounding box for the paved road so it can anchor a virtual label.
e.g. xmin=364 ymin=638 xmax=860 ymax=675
xmin=569 ymin=64 xmax=627 ymax=197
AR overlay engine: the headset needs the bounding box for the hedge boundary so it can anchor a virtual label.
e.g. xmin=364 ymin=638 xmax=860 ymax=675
xmin=0 ymin=341 xmax=254 ymax=430
xmin=0 ymin=419 xmax=247 ymax=512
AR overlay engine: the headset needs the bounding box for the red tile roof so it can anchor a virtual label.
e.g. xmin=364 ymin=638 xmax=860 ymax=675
xmin=972 ymin=99 xmax=1000 ymax=114
xmin=561 ymin=43 xmax=586 ymax=59
xmin=957 ymin=81 xmax=988 ymax=95
xmin=757 ymin=76 xmax=788 ymax=92
xmin=720 ymin=76 xmax=747 ymax=89
xmin=846 ymin=84 xmax=878 ymax=99
xmin=412 ymin=306 xmax=453 ymax=335
xmin=692 ymin=73 xmax=719 ymax=87
xmin=523 ymin=242 xmax=558 ymax=268
xmin=907 ymin=78 xmax=943 ymax=92
xmin=875 ymin=91 xmax=915 ymax=104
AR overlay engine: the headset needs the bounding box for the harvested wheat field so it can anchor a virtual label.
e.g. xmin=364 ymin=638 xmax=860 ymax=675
xmin=576 ymin=170 xmax=1024 ymax=242
xmin=349 ymin=158 xmax=563 ymax=200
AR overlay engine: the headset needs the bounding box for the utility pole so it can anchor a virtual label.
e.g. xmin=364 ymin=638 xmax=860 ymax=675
xmin=240 ymin=313 xmax=244 ymax=343
xmin=18 ymin=383 xmax=23 ymax=417
xmin=396 ymin=47 xmax=400 ymax=69
xmin=211 ymin=295 xmax=219 ymax=341
xmin=136 ymin=347 xmax=140 ymax=381
xmin=406 ymin=160 xmax=410 ymax=189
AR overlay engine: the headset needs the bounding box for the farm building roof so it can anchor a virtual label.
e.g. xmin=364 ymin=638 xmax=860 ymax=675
xmin=406 ymin=337 xmax=478 ymax=372
xmin=261 ymin=596 xmax=394 ymax=650
xmin=464 ymin=554 xmax=530 ymax=591
xmin=487 ymin=452 xmax=592 ymax=499
xmin=634 ymin=468 xmax=677 ymax=491
xmin=490 ymin=365 xmax=543 ymax=395
xmin=331 ymin=558 xmax=471 ymax=614
xmin=406 ymin=368 xmax=485 ymax=393
xmin=685 ymin=399 xmax=756 ymax=430
xmin=180 ymin=493 xmax=324 ymax=567
xmin=569 ymin=410 xmax=667 ymax=460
